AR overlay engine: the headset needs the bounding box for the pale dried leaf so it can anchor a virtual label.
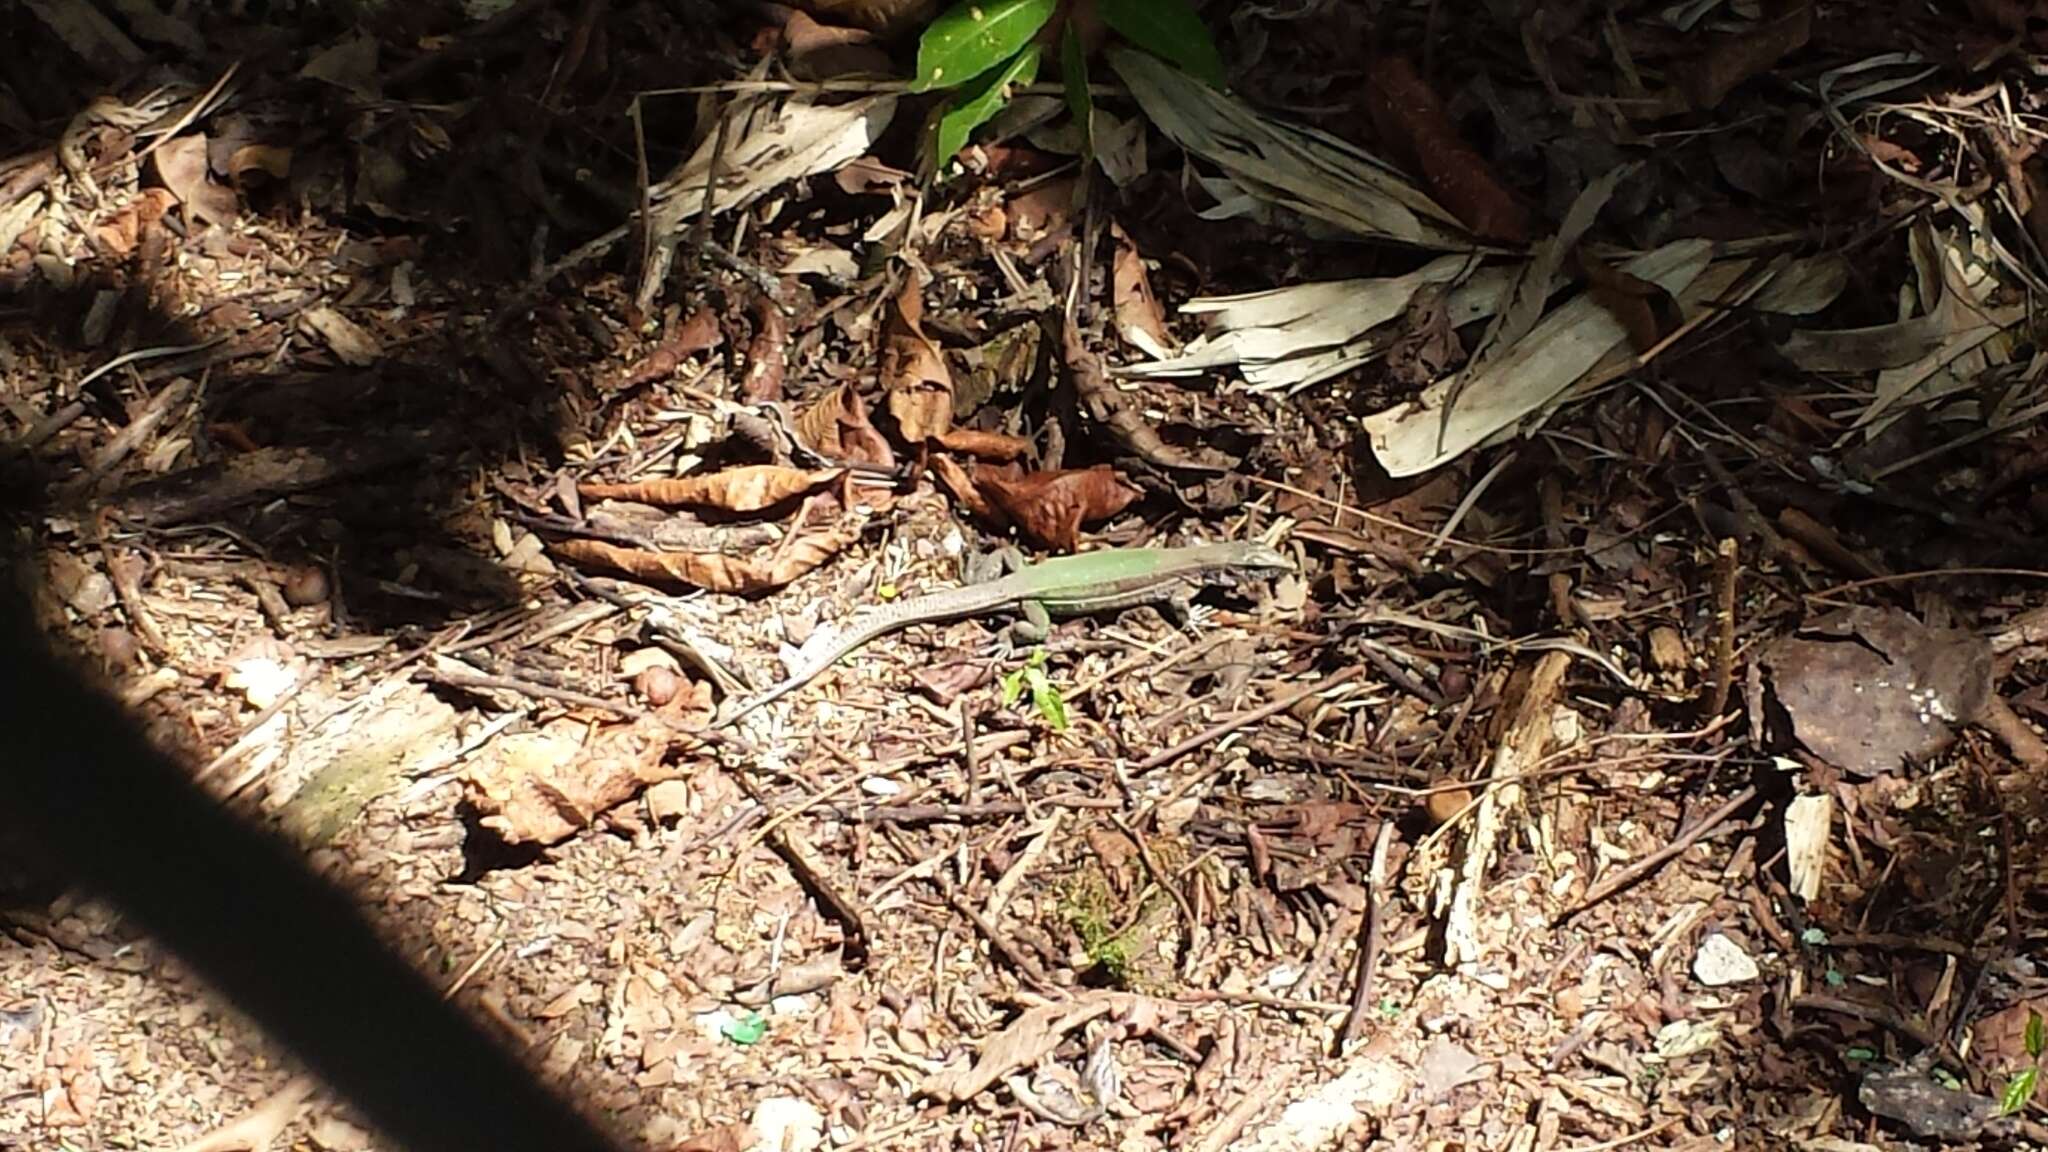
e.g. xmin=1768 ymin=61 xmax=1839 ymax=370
xmin=299 ymin=306 xmax=381 ymax=367
xmin=579 ymin=465 xmax=844 ymax=512
xmin=1783 ymin=792 xmax=1832 ymax=903
xmin=467 ymin=717 xmax=681 ymax=846
xmin=1364 ymin=239 xmax=1713 ymax=477
xmin=1106 ymin=46 xmax=1471 ymax=250
xmin=919 ymin=1001 xmax=1113 ymax=1102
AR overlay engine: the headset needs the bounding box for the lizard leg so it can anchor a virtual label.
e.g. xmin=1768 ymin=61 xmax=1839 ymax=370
xmin=963 ymin=545 xmax=1027 ymax=585
xmin=999 ymin=599 xmax=1053 ymax=653
xmin=1159 ymin=592 xmax=1200 ymax=634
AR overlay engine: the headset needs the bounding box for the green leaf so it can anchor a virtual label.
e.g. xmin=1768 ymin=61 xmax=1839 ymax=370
xmin=2002 ymin=1067 xmax=2038 ymax=1116
xmin=721 ymin=1011 xmax=767 ymax=1045
xmin=1061 ymin=22 xmax=1093 ymax=159
xmin=1844 ymin=1046 xmax=1876 ymax=1063
xmin=1028 ymin=670 xmax=1068 ymax=729
xmin=1000 ymin=667 xmax=1027 ymax=706
xmin=912 ymin=0 xmax=1056 ymax=92
xmin=2028 ymin=1010 xmax=2045 ymax=1059
xmin=1096 ymin=0 xmax=1225 ymax=88
xmin=934 ymin=44 xmax=1040 ymax=164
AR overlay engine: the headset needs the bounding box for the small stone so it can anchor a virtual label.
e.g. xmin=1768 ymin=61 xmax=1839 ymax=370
xmin=283 ymin=564 xmax=329 ymax=606
xmin=1693 ymin=931 xmax=1759 ymax=986
xmin=619 ymin=647 xmax=680 ymax=677
xmin=635 ymin=666 xmax=681 ymax=707
xmin=752 ymin=1096 xmax=824 ymax=1152
xmin=645 ymin=780 xmax=691 ymax=824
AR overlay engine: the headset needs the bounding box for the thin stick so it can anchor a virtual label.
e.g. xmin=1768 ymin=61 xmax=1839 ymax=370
xmin=1704 ymin=536 xmax=1738 ymax=721
xmin=1554 ymin=786 xmax=1758 ymax=922
xmin=1134 ymin=666 xmax=1364 ymax=773
xmin=1338 ymin=820 xmax=1396 ymax=1053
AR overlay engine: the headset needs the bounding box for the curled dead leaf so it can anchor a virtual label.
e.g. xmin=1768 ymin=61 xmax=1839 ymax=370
xmin=1671 ymin=4 xmax=1812 ymax=112
xmin=1579 ymin=250 xmax=1683 ymax=353
xmin=466 ymin=716 xmax=687 ymax=846
xmin=227 ymin=143 xmax=292 ymax=184
xmin=933 ymin=427 xmax=1032 ymax=461
xmin=930 ymin=454 xmax=1005 ymax=527
xmin=881 ymin=271 xmax=954 ymax=441
xmin=151 ymin=135 xmax=239 ymax=227
xmin=578 ymin=465 xmax=845 ymax=513
xmin=741 ymin=294 xmax=789 ymax=402
xmin=1111 ymin=222 xmax=1175 ymax=359
xmin=793 ymin=383 xmax=897 ymax=468
xmin=977 ymin=465 xmax=1141 ymax=552
xmin=618 ymin=307 xmax=724 ymax=390
xmin=552 ymin=515 xmax=867 ymax=592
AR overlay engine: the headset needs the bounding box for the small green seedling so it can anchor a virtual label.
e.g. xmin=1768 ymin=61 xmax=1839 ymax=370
xmin=1000 ymin=646 xmax=1068 ymax=729
xmin=2000 ymin=1009 xmax=2044 ymax=1116
xmin=909 ymin=0 xmax=1224 ymax=170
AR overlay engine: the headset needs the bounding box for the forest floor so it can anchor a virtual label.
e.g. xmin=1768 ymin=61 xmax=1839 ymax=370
xmin=3 ymin=1 xmax=2048 ymax=1150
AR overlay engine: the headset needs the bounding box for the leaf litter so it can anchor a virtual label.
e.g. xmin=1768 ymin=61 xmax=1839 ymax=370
xmin=7 ymin=2 xmax=2048 ymax=1151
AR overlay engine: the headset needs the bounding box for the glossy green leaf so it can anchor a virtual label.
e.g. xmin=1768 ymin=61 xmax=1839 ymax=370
xmin=933 ymin=43 xmax=1040 ymax=165
xmin=2001 ymin=1067 xmax=2038 ymax=1116
xmin=912 ymin=0 xmax=1056 ymax=92
xmin=1061 ymin=22 xmax=1093 ymax=159
xmin=2028 ymin=1009 xmax=2045 ymax=1059
xmin=1097 ymin=0 xmax=1224 ymax=88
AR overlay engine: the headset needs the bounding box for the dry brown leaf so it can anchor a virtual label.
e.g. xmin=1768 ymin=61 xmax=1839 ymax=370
xmin=1111 ymin=222 xmax=1175 ymax=358
xmin=467 ymin=717 xmax=682 ymax=846
xmin=796 ymin=0 xmax=938 ymax=36
xmin=1061 ymin=317 xmax=1234 ymax=473
xmin=1363 ymin=55 xmax=1528 ymax=245
xmin=978 ymin=465 xmax=1141 ymax=552
xmin=227 ymin=143 xmax=292 ymax=183
xmin=740 ymin=294 xmax=789 ymax=402
xmin=782 ymin=9 xmax=895 ymax=79
xmin=930 ymin=454 xmax=1005 ymax=527
xmin=933 ymin=427 xmax=1032 ymax=461
xmin=150 ymin=135 xmax=239 ymax=227
xmin=553 ymin=516 xmax=865 ymax=592
xmin=792 ymin=383 xmax=897 ymax=468
xmin=1007 ymin=175 xmax=1078 ymax=241
xmin=619 ymin=307 xmax=724 ymax=390
xmin=881 ymin=271 xmax=954 ymax=441
xmin=1671 ymin=3 xmax=1812 ymax=111
xmin=1579 ymin=250 xmax=1683 ymax=354
xmin=919 ymin=1000 xmax=1113 ymax=1102
xmin=834 ymin=154 xmax=912 ymax=195
xmin=578 ymin=465 xmax=843 ymax=512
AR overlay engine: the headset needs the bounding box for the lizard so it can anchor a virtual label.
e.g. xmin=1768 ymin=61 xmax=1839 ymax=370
xmin=713 ymin=540 xmax=1295 ymax=728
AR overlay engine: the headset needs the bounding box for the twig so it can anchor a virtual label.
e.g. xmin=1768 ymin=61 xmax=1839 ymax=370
xmin=1135 ymin=666 xmax=1364 ymax=773
xmin=1554 ymin=786 xmax=1759 ymax=923
xmin=1704 ymin=536 xmax=1738 ymax=722
xmin=1338 ymin=821 xmax=1396 ymax=1053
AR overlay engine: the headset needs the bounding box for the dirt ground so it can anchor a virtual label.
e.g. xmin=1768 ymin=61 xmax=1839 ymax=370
xmin=4 ymin=1 xmax=2048 ymax=1150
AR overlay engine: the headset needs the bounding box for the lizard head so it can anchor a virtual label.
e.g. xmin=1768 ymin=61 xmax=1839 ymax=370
xmin=1231 ymin=542 xmax=1296 ymax=573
